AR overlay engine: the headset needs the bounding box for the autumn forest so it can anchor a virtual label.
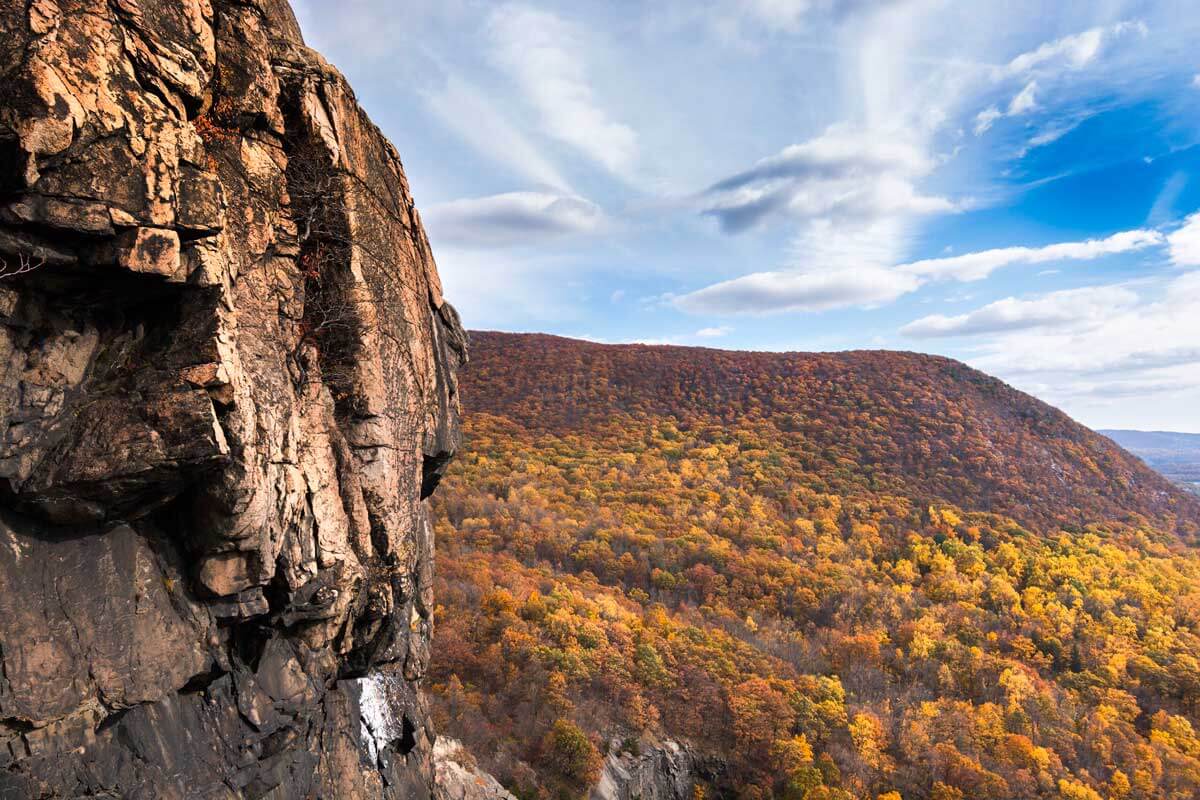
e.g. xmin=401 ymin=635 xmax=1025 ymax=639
xmin=428 ymin=332 xmax=1200 ymax=800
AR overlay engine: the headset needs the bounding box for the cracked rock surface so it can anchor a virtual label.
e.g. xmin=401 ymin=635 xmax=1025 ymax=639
xmin=0 ymin=0 xmax=465 ymax=797
xmin=432 ymin=738 xmax=518 ymax=800
xmin=591 ymin=739 xmax=702 ymax=800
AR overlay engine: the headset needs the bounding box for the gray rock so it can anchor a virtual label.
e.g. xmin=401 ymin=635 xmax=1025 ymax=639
xmin=591 ymin=738 xmax=699 ymax=800
xmin=433 ymin=738 xmax=518 ymax=800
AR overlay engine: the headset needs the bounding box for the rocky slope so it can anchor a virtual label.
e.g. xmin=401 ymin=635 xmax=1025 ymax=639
xmin=590 ymin=739 xmax=701 ymax=800
xmin=432 ymin=738 xmax=518 ymax=800
xmin=0 ymin=1 xmax=465 ymax=797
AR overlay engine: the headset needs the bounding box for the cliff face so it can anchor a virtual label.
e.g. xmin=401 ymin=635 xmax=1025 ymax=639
xmin=0 ymin=1 xmax=465 ymax=797
xmin=590 ymin=740 xmax=701 ymax=800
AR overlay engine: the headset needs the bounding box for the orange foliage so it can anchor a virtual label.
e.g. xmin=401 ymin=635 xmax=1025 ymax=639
xmin=428 ymin=332 xmax=1200 ymax=799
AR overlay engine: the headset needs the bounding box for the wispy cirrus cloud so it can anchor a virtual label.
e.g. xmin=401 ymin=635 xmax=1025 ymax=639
xmin=995 ymin=21 xmax=1148 ymax=78
xmin=972 ymin=21 xmax=1148 ymax=140
xmin=974 ymin=80 xmax=1039 ymax=134
xmin=423 ymin=75 xmax=573 ymax=193
xmin=489 ymin=4 xmax=638 ymax=179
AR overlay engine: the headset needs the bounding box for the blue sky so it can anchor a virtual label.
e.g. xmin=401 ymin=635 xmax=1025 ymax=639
xmin=292 ymin=0 xmax=1200 ymax=432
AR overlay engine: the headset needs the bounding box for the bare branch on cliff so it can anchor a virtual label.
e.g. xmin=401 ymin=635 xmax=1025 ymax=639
xmin=0 ymin=253 xmax=44 ymax=280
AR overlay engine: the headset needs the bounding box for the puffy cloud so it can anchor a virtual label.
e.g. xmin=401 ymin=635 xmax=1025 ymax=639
xmin=900 ymin=285 xmax=1138 ymax=338
xmin=937 ymin=279 xmax=1200 ymax=427
xmin=1168 ymin=212 xmax=1200 ymax=267
xmin=897 ymin=229 xmax=1165 ymax=282
xmin=674 ymin=265 xmax=920 ymax=314
xmin=425 ymin=192 xmax=605 ymax=248
xmin=963 ymin=272 xmax=1200 ymax=407
xmin=695 ymin=325 xmax=734 ymax=337
xmin=489 ymin=4 xmax=638 ymax=178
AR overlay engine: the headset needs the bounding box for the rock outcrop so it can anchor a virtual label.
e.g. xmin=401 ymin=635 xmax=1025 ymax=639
xmin=0 ymin=1 xmax=465 ymax=797
xmin=432 ymin=738 xmax=518 ymax=800
xmin=591 ymin=739 xmax=700 ymax=800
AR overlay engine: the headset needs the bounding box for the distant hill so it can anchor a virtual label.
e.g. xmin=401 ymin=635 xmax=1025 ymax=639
xmin=1101 ymin=429 xmax=1200 ymax=492
xmin=465 ymin=332 xmax=1200 ymax=535
xmin=428 ymin=331 xmax=1200 ymax=800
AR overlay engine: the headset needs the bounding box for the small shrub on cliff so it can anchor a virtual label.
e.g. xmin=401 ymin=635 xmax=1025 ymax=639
xmin=540 ymin=718 xmax=602 ymax=788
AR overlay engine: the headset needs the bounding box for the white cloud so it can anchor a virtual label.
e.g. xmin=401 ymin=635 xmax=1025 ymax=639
xmin=675 ymin=221 xmax=1180 ymax=323
xmin=695 ymin=325 xmax=734 ymax=337
xmin=974 ymin=106 xmax=1003 ymax=135
xmin=1167 ymin=212 xmax=1200 ymax=267
xmin=1007 ymin=80 xmax=1039 ymax=114
xmin=489 ymin=4 xmax=638 ymax=178
xmin=424 ymin=192 xmax=605 ymax=248
xmin=700 ymin=126 xmax=955 ymax=232
xmin=997 ymin=21 xmax=1147 ymax=78
xmin=737 ymin=0 xmax=816 ymax=30
xmin=674 ymin=265 xmax=920 ymax=314
xmin=1015 ymin=117 xmax=1089 ymax=157
xmin=973 ymin=80 xmax=1039 ymax=136
xmin=963 ymin=272 xmax=1200 ymax=408
xmin=897 ymin=229 xmax=1165 ymax=282
xmin=1193 ymin=74 xmax=1200 ymax=87
xmin=901 ymin=285 xmax=1139 ymax=338
xmin=424 ymin=76 xmax=572 ymax=192
xmin=972 ymin=22 xmax=1145 ymax=141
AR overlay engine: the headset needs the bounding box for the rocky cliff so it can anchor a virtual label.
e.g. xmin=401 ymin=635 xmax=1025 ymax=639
xmin=0 ymin=1 xmax=465 ymax=797
xmin=590 ymin=739 xmax=701 ymax=800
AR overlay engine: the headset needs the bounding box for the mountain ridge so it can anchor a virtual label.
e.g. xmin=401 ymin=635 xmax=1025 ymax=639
xmin=464 ymin=331 xmax=1200 ymax=537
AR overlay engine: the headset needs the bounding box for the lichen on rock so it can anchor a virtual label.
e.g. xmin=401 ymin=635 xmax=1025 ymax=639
xmin=0 ymin=0 xmax=465 ymax=797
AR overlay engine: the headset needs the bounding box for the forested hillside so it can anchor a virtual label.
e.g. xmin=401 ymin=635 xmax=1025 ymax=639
xmin=429 ymin=332 xmax=1200 ymax=799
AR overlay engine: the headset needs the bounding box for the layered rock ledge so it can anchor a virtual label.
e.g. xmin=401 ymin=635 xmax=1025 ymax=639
xmin=0 ymin=0 xmax=465 ymax=796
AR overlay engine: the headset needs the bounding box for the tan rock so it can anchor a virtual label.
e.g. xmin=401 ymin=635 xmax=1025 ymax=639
xmin=0 ymin=0 xmax=466 ymax=796
xmin=197 ymin=551 xmax=253 ymax=597
xmin=115 ymin=226 xmax=183 ymax=279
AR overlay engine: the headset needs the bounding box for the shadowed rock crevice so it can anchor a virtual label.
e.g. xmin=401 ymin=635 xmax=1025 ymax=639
xmin=0 ymin=0 xmax=465 ymax=797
